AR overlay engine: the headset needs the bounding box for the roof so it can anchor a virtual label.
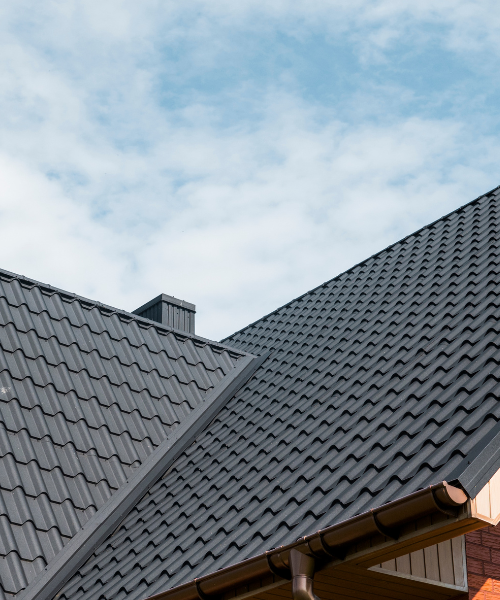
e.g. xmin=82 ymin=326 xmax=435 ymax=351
xmin=52 ymin=184 xmax=500 ymax=600
xmin=0 ymin=269 xmax=249 ymax=598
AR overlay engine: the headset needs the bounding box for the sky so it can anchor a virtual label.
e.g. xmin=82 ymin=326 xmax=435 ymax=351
xmin=0 ymin=1 xmax=499 ymax=340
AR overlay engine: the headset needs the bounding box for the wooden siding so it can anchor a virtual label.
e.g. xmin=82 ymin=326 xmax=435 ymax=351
xmin=471 ymin=468 xmax=500 ymax=523
xmin=370 ymin=535 xmax=467 ymax=588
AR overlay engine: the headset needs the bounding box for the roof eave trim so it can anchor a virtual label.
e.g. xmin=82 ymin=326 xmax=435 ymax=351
xmin=19 ymin=351 xmax=270 ymax=600
xmin=448 ymin=420 xmax=500 ymax=498
xmin=145 ymin=481 xmax=468 ymax=600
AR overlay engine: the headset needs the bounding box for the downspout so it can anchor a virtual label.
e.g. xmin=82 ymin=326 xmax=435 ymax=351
xmin=289 ymin=549 xmax=320 ymax=600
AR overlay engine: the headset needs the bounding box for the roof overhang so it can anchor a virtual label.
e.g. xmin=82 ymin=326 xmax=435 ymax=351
xmin=146 ymin=482 xmax=485 ymax=600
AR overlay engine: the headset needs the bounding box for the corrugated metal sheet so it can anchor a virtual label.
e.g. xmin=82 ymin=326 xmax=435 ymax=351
xmin=58 ymin=185 xmax=500 ymax=600
xmin=0 ymin=271 xmax=247 ymax=598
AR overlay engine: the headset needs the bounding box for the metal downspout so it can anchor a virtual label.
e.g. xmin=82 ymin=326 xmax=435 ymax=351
xmin=289 ymin=549 xmax=321 ymax=600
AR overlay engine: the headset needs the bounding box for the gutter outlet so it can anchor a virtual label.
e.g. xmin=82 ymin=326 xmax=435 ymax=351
xmin=289 ymin=549 xmax=320 ymax=600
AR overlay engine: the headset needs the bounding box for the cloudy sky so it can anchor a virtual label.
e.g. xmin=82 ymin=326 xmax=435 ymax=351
xmin=0 ymin=1 xmax=499 ymax=340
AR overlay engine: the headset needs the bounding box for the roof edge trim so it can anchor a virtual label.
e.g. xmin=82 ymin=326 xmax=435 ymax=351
xmin=145 ymin=482 xmax=468 ymax=600
xmin=222 ymin=184 xmax=500 ymax=343
xmin=449 ymin=419 xmax=500 ymax=498
xmin=19 ymin=350 xmax=270 ymax=600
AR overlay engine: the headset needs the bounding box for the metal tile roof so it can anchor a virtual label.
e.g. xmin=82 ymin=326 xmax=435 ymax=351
xmin=0 ymin=270 xmax=248 ymax=599
xmin=54 ymin=185 xmax=500 ymax=600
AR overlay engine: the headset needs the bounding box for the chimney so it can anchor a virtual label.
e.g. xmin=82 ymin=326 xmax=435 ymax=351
xmin=132 ymin=294 xmax=196 ymax=334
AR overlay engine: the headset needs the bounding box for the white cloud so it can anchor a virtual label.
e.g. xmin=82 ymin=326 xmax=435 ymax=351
xmin=0 ymin=0 xmax=499 ymax=340
xmin=0 ymin=155 xmax=121 ymax=295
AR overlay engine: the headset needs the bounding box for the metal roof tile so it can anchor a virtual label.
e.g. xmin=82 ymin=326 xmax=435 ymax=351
xmin=99 ymin=404 xmax=128 ymax=437
xmin=99 ymin=456 xmax=127 ymax=491
xmin=9 ymin=522 xmax=43 ymax=562
xmin=51 ymin=500 xmax=82 ymax=538
xmin=23 ymin=492 xmax=58 ymax=533
xmin=36 ymin=528 xmax=64 ymax=564
xmin=0 ymin=553 xmax=27 ymax=594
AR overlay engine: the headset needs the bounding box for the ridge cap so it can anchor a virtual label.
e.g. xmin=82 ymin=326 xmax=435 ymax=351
xmin=0 ymin=267 xmax=250 ymax=357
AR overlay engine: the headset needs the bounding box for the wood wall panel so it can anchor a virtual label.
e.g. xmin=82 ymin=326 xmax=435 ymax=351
xmin=472 ymin=468 xmax=500 ymax=523
xmin=371 ymin=535 xmax=467 ymax=588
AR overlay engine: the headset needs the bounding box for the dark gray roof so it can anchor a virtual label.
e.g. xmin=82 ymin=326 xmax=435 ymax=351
xmin=0 ymin=270 xmax=248 ymax=598
xmin=54 ymin=184 xmax=500 ymax=600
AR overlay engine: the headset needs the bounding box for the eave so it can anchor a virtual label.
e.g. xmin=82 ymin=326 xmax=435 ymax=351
xmin=145 ymin=482 xmax=485 ymax=600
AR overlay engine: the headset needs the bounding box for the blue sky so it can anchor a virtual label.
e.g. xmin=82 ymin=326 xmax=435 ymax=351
xmin=0 ymin=1 xmax=499 ymax=339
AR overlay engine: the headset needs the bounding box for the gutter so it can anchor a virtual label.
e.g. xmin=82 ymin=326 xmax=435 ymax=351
xmin=147 ymin=482 xmax=467 ymax=600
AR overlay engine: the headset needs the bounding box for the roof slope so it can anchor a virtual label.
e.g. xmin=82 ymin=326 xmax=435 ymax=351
xmin=0 ymin=270 xmax=248 ymax=599
xmin=55 ymin=186 xmax=500 ymax=600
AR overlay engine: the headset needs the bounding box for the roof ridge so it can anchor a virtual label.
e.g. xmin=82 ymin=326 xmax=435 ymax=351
xmin=0 ymin=267 xmax=251 ymax=357
xmin=222 ymin=183 xmax=500 ymax=343
xmin=18 ymin=350 xmax=270 ymax=600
